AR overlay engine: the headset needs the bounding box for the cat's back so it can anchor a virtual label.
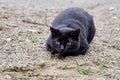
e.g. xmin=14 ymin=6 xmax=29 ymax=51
xmin=52 ymin=7 xmax=92 ymax=27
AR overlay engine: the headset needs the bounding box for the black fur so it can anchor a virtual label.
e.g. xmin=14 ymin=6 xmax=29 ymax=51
xmin=46 ymin=7 xmax=96 ymax=58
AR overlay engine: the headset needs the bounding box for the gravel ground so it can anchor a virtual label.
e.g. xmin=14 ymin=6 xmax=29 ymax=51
xmin=0 ymin=0 xmax=120 ymax=80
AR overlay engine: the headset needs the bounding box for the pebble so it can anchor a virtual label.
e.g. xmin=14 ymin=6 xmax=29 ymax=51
xmin=28 ymin=29 xmax=37 ymax=32
xmin=109 ymin=7 xmax=115 ymax=11
xmin=6 ymin=38 xmax=11 ymax=42
xmin=111 ymin=16 xmax=118 ymax=20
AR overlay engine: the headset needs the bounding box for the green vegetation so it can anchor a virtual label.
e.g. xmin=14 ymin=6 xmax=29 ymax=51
xmin=76 ymin=65 xmax=91 ymax=75
xmin=56 ymin=9 xmax=62 ymax=13
xmin=99 ymin=64 xmax=107 ymax=71
xmin=53 ymin=57 xmax=59 ymax=62
xmin=31 ymin=38 xmax=38 ymax=43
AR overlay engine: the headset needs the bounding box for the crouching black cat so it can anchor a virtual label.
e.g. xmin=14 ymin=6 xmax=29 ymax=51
xmin=46 ymin=7 xmax=96 ymax=58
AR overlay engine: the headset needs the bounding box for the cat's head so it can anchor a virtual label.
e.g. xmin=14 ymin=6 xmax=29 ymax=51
xmin=50 ymin=27 xmax=80 ymax=55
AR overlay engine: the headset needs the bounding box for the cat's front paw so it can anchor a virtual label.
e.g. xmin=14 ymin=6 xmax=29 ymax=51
xmin=80 ymin=46 xmax=89 ymax=55
xmin=51 ymin=53 xmax=64 ymax=59
xmin=80 ymin=49 xmax=87 ymax=55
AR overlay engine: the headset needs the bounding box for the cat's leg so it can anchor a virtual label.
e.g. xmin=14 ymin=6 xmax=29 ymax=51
xmin=79 ymin=39 xmax=89 ymax=55
xmin=46 ymin=44 xmax=59 ymax=58
xmin=80 ymin=46 xmax=89 ymax=55
xmin=46 ymin=42 xmax=63 ymax=58
xmin=46 ymin=43 xmax=57 ymax=55
xmin=46 ymin=43 xmax=52 ymax=52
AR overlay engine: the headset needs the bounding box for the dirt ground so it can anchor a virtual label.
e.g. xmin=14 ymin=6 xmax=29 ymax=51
xmin=0 ymin=0 xmax=120 ymax=80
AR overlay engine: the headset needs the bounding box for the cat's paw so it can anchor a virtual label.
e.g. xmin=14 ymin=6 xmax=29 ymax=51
xmin=51 ymin=53 xmax=55 ymax=57
xmin=80 ymin=49 xmax=87 ymax=55
xmin=51 ymin=53 xmax=64 ymax=59
xmin=55 ymin=54 xmax=64 ymax=59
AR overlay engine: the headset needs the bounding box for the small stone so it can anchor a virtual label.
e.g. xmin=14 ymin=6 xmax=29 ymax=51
xmin=111 ymin=16 xmax=118 ymax=20
xmin=28 ymin=29 xmax=37 ymax=32
xmin=109 ymin=7 xmax=115 ymax=11
xmin=6 ymin=38 xmax=11 ymax=42
xmin=117 ymin=28 xmax=119 ymax=31
xmin=26 ymin=39 xmax=31 ymax=43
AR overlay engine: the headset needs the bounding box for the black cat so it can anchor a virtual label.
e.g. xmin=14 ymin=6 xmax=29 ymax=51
xmin=46 ymin=7 xmax=96 ymax=58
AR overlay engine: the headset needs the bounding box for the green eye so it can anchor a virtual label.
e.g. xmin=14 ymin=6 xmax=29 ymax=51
xmin=56 ymin=41 xmax=60 ymax=44
xmin=67 ymin=41 xmax=71 ymax=45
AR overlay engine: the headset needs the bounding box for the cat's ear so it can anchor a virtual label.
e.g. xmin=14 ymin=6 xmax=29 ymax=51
xmin=70 ymin=29 xmax=80 ymax=38
xmin=50 ymin=27 xmax=60 ymax=34
xmin=50 ymin=27 xmax=61 ymax=37
xmin=74 ymin=29 xmax=80 ymax=36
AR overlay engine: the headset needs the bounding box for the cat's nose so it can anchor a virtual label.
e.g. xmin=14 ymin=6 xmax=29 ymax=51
xmin=60 ymin=45 xmax=64 ymax=52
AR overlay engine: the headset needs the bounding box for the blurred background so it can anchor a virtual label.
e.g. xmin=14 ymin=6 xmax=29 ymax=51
xmin=0 ymin=0 xmax=120 ymax=11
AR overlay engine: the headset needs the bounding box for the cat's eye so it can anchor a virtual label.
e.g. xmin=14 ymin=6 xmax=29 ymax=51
xmin=56 ymin=41 xmax=60 ymax=45
xmin=67 ymin=41 xmax=71 ymax=45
